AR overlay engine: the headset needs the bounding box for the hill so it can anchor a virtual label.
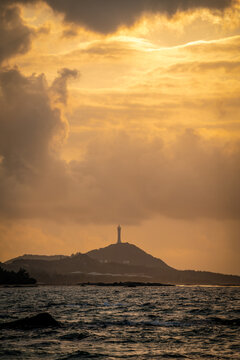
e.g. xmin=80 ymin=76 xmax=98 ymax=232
xmin=86 ymin=242 xmax=173 ymax=270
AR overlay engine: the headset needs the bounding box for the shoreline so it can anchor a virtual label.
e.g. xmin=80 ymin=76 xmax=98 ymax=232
xmin=1 ymin=283 xmax=240 ymax=288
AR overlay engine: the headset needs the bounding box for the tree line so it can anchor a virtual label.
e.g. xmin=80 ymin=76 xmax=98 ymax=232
xmin=0 ymin=267 xmax=36 ymax=284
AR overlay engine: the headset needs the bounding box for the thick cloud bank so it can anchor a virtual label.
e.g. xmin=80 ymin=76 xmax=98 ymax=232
xmin=43 ymin=0 xmax=234 ymax=33
xmin=7 ymin=0 xmax=235 ymax=35
xmin=0 ymin=68 xmax=239 ymax=224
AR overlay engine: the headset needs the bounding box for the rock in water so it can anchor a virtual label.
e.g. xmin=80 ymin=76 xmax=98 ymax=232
xmin=0 ymin=312 xmax=60 ymax=330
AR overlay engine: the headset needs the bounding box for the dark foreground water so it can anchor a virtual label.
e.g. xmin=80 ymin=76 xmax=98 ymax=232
xmin=0 ymin=286 xmax=239 ymax=359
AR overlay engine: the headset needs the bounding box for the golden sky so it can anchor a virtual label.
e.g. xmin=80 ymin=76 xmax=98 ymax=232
xmin=0 ymin=0 xmax=240 ymax=275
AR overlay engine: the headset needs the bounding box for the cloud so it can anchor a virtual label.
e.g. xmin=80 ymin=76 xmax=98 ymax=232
xmin=0 ymin=1 xmax=35 ymax=63
xmin=33 ymin=0 xmax=236 ymax=34
xmin=185 ymin=36 xmax=240 ymax=55
xmin=50 ymin=68 xmax=79 ymax=104
xmin=0 ymin=68 xmax=62 ymax=176
xmin=62 ymin=28 xmax=78 ymax=38
xmin=0 ymin=67 xmax=76 ymax=220
xmin=168 ymin=61 xmax=240 ymax=74
xmin=0 ymin=67 xmax=239 ymax=225
xmin=65 ymin=40 xmax=138 ymax=62
xmin=0 ymin=0 xmax=237 ymax=63
xmin=65 ymin=130 xmax=240 ymax=223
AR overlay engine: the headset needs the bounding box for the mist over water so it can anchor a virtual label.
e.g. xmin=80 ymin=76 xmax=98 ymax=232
xmin=0 ymin=286 xmax=239 ymax=359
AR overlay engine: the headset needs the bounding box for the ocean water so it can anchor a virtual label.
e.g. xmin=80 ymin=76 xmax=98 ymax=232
xmin=0 ymin=286 xmax=239 ymax=359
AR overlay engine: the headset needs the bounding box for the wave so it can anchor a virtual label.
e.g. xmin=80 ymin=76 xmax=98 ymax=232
xmin=59 ymin=332 xmax=89 ymax=341
xmin=1 ymin=286 xmax=239 ymax=359
xmin=83 ymin=316 xmax=240 ymax=329
xmin=60 ymin=350 xmax=106 ymax=359
xmin=0 ymin=349 xmax=23 ymax=356
xmin=209 ymin=317 xmax=240 ymax=326
xmin=161 ymin=354 xmax=186 ymax=358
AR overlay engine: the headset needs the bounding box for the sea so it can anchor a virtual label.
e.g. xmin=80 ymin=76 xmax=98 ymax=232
xmin=0 ymin=285 xmax=239 ymax=359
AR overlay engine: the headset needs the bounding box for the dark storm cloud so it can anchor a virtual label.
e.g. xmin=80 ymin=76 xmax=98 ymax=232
xmin=31 ymin=0 xmax=237 ymax=33
xmin=0 ymin=1 xmax=35 ymax=63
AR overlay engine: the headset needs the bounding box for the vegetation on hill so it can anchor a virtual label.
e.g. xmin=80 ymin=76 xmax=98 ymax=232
xmin=0 ymin=267 xmax=36 ymax=285
xmin=86 ymin=242 xmax=173 ymax=270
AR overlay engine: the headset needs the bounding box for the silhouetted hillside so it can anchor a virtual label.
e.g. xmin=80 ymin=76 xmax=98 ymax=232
xmin=3 ymin=243 xmax=240 ymax=285
xmin=5 ymin=254 xmax=67 ymax=264
xmin=6 ymin=253 xmax=98 ymax=274
xmin=86 ymin=242 xmax=173 ymax=270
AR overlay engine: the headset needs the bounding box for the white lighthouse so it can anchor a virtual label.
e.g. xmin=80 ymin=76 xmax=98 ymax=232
xmin=117 ymin=225 xmax=121 ymax=244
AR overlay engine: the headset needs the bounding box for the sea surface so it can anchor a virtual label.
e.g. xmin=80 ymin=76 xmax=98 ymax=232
xmin=0 ymin=285 xmax=239 ymax=359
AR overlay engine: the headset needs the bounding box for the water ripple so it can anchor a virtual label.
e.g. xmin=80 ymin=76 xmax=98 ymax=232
xmin=0 ymin=285 xmax=239 ymax=359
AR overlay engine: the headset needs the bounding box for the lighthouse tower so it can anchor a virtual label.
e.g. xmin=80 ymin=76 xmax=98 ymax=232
xmin=117 ymin=225 xmax=121 ymax=244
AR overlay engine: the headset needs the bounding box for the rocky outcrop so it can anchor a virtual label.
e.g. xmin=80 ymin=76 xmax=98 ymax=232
xmin=0 ymin=312 xmax=60 ymax=330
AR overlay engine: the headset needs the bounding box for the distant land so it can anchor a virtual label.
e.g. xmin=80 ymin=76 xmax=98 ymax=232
xmin=5 ymin=254 xmax=67 ymax=264
xmin=2 ymin=242 xmax=240 ymax=286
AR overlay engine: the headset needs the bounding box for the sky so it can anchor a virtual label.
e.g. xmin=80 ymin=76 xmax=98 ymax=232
xmin=0 ymin=0 xmax=240 ymax=275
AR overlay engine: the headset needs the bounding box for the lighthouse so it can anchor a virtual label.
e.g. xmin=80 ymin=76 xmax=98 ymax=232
xmin=117 ymin=225 xmax=121 ymax=244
